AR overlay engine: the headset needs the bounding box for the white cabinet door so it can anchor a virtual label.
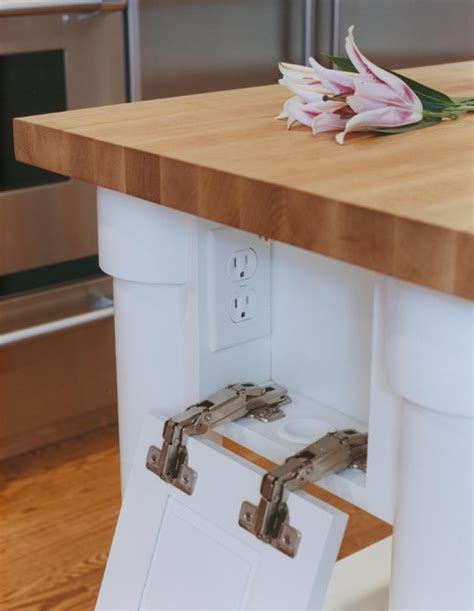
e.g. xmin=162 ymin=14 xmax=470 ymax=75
xmin=97 ymin=413 xmax=348 ymax=611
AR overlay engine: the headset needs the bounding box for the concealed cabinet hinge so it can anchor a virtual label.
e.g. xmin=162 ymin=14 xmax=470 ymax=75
xmin=239 ymin=429 xmax=368 ymax=558
xmin=146 ymin=382 xmax=291 ymax=495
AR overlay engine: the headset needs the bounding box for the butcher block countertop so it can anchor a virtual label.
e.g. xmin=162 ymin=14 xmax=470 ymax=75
xmin=14 ymin=61 xmax=474 ymax=299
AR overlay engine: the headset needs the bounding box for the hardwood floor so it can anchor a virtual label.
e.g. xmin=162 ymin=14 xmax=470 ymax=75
xmin=0 ymin=426 xmax=121 ymax=611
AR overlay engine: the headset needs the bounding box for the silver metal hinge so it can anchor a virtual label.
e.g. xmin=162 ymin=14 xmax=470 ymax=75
xmin=239 ymin=429 xmax=368 ymax=558
xmin=146 ymin=382 xmax=291 ymax=495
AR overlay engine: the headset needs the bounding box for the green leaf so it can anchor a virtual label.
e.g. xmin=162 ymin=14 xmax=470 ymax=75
xmin=323 ymin=53 xmax=357 ymax=73
xmin=322 ymin=53 xmax=454 ymax=111
xmin=390 ymin=72 xmax=453 ymax=107
xmin=372 ymin=117 xmax=441 ymax=135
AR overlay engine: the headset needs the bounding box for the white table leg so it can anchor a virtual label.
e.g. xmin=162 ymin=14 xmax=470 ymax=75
xmin=97 ymin=188 xmax=199 ymax=490
xmin=385 ymin=279 xmax=473 ymax=610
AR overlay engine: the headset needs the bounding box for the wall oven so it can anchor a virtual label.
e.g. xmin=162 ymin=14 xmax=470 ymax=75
xmin=0 ymin=2 xmax=126 ymax=458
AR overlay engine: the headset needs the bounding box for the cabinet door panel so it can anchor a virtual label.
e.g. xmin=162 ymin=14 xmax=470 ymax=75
xmin=141 ymin=499 xmax=259 ymax=610
xmin=97 ymin=413 xmax=347 ymax=611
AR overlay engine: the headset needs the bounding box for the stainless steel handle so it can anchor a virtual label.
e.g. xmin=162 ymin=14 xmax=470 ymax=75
xmin=0 ymin=281 xmax=114 ymax=347
xmin=331 ymin=0 xmax=342 ymax=57
xmin=0 ymin=304 xmax=113 ymax=346
xmin=0 ymin=0 xmax=102 ymax=16
xmin=304 ymin=0 xmax=316 ymax=63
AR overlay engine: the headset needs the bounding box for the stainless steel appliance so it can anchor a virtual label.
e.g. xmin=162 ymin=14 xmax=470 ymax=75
xmin=127 ymin=0 xmax=473 ymax=102
xmin=328 ymin=0 xmax=474 ymax=68
xmin=0 ymin=1 xmax=126 ymax=458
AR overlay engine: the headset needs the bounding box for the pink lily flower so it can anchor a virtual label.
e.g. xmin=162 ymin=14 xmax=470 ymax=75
xmin=278 ymin=65 xmax=346 ymax=112
xmin=278 ymin=61 xmax=353 ymax=128
xmin=335 ymin=25 xmax=423 ymax=144
xmin=277 ymin=30 xmax=423 ymax=144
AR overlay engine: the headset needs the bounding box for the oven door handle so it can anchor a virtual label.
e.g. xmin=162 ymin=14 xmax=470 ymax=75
xmin=0 ymin=305 xmax=114 ymax=347
xmin=0 ymin=0 xmax=103 ymax=16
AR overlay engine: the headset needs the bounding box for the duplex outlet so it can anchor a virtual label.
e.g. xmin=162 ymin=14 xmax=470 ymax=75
xmin=207 ymin=227 xmax=270 ymax=351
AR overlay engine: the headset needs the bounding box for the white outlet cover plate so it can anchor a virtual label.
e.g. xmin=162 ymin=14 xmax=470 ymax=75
xmin=207 ymin=226 xmax=271 ymax=351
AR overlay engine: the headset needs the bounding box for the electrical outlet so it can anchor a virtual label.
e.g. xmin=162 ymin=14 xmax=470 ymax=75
xmin=207 ymin=227 xmax=270 ymax=351
xmin=228 ymin=248 xmax=257 ymax=281
xmin=229 ymin=289 xmax=257 ymax=322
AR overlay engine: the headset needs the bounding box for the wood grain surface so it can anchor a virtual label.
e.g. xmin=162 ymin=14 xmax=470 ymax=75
xmin=14 ymin=62 xmax=474 ymax=299
xmin=0 ymin=426 xmax=391 ymax=611
xmin=0 ymin=427 xmax=121 ymax=611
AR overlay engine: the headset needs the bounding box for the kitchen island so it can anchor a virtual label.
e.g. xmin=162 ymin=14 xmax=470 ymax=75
xmin=14 ymin=61 xmax=474 ymax=610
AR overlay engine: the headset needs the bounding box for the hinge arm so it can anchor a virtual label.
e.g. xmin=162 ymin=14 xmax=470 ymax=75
xmin=146 ymin=382 xmax=291 ymax=495
xmin=239 ymin=429 xmax=368 ymax=557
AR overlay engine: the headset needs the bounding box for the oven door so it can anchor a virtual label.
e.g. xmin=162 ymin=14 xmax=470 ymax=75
xmin=0 ymin=277 xmax=117 ymax=460
xmin=0 ymin=9 xmax=125 ymax=275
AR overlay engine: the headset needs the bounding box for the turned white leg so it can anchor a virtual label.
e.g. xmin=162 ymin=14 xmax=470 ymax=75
xmin=97 ymin=188 xmax=199 ymax=490
xmin=385 ymin=279 xmax=473 ymax=610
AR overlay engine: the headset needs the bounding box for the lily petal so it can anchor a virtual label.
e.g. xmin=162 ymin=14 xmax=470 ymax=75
xmin=308 ymin=57 xmax=355 ymax=95
xmin=278 ymin=96 xmax=321 ymax=128
xmin=279 ymin=75 xmax=328 ymax=102
xmin=311 ymin=113 xmax=348 ymax=135
xmin=345 ymin=26 xmax=422 ymax=111
xmin=351 ymin=78 xmax=418 ymax=109
xmin=303 ymin=98 xmax=346 ymax=113
xmin=279 ymin=61 xmax=318 ymax=83
xmin=335 ymin=105 xmax=423 ymax=144
xmin=346 ymin=90 xmax=384 ymax=113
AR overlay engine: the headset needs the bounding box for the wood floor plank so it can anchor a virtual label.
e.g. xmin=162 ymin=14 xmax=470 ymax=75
xmin=0 ymin=426 xmax=121 ymax=611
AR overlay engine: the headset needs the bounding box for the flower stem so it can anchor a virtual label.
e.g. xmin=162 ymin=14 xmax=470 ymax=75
xmin=449 ymin=105 xmax=474 ymax=112
xmin=423 ymin=107 xmax=474 ymax=120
